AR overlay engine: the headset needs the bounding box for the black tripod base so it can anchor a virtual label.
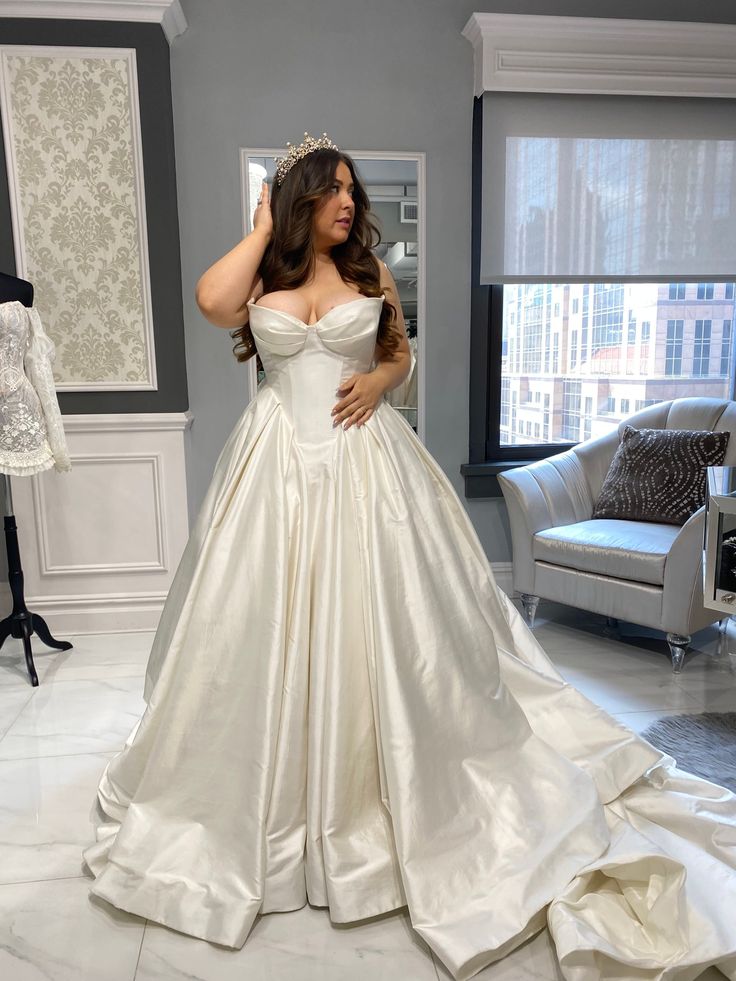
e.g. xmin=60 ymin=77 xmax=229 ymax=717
xmin=1 ymin=509 xmax=73 ymax=686
xmin=0 ymin=611 xmax=73 ymax=687
xmin=0 ymin=610 xmax=74 ymax=688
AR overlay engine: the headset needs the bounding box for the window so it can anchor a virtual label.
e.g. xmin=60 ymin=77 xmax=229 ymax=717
xmin=583 ymin=396 xmax=593 ymax=439
xmin=693 ymin=320 xmax=711 ymax=376
xmin=722 ymin=321 xmax=732 ymax=376
xmin=466 ymin=82 xmax=736 ymax=497
xmin=561 ymin=381 xmax=581 ymax=440
xmin=522 ymin=288 xmax=544 ymax=373
xmin=500 ymin=376 xmax=510 ymax=429
xmin=497 ymin=286 xmax=734 ymax=448
xmin=665 ymin=320 xmax=684 ymax=375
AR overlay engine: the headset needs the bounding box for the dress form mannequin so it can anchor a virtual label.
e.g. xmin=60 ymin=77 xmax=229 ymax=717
xmin=0 ymin=271 xmax=72 ymax=685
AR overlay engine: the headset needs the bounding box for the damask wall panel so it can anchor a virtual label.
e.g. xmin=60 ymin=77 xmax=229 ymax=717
xmin=0 ymin=45 xmax=157 ymax=390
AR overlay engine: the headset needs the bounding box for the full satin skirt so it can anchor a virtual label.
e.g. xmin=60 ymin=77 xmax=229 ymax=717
xmin=83 ymin=386 xmax=736 ymax=981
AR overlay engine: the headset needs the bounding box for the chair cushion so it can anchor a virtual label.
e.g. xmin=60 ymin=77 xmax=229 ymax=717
xmin=533 ymin=519 xmax=681 ymax=585
xmin=592 ymin=425 xmax=730 ymax=525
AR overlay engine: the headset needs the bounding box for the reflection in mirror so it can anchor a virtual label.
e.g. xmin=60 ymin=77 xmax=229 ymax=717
xmin=241 ymin=149 xmax=423 ymax=437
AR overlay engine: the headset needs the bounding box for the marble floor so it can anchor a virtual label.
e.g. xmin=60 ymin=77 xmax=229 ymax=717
xmin=0 ymin=598 xmax=734 ymax=980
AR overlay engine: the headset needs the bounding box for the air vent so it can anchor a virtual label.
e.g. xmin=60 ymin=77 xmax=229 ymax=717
xmin=400 ymin=201 xmax=418 ymax=223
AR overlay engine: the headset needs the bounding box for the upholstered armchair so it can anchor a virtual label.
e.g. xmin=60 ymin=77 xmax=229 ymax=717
xmin=497 ymin=397 xmax=736 ymax=672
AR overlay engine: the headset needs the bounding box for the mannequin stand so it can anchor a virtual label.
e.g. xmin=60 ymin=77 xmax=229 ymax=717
xmin=0 ymin=473 xmax=72 ymax=686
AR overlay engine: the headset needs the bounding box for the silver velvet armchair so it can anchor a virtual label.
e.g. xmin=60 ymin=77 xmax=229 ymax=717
xmin=497 ymin=397 xmax=736 ymax=672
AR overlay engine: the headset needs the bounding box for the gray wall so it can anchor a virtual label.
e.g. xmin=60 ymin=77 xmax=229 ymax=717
xmin=171 ymin=0 xmax=736 ymax=559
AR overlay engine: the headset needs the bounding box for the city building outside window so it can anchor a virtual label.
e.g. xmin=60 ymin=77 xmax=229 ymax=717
xmin=497 ymin=283 xmax=735 ymax=447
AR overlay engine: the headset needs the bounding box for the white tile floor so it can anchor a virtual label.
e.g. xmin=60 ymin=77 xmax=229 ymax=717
xmin=0 ymin=598 xmax=733 ymax=980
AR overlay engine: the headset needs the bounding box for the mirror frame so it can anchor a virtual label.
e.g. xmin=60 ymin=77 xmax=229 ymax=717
xmin=238 ymin=147 xmax=426 ymax=444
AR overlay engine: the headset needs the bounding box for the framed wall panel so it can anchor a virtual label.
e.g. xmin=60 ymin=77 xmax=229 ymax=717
xmin=0 ymin=45 xmax=157 ymax=390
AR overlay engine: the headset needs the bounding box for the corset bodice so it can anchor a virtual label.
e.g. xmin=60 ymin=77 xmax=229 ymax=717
xmin=246 ymin=294 xmax=385 ymax=455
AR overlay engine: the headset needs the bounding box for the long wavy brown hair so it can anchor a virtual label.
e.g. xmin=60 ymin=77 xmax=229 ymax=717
xmin=231 ymin=148 xmax=401 ymax=369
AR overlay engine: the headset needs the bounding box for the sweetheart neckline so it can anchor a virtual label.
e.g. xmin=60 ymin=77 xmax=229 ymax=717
xmin=246 ymin=293 xmax=385 ymax=329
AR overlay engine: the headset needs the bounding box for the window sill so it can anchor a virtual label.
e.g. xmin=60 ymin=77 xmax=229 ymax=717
xmin=460 ymin=459 xmax=541 ymax=498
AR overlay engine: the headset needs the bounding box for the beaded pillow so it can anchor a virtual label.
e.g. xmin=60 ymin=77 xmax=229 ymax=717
xmin=591 ymin=425 xmax=730 ymax=526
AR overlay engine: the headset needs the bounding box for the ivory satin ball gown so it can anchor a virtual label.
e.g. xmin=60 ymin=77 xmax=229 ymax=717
xmin=83 ymin=293 xmax=736 ymax=981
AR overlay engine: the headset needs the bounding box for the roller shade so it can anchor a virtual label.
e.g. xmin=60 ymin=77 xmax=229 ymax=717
xmin=480 ymin=92 xmax=736 ymax=283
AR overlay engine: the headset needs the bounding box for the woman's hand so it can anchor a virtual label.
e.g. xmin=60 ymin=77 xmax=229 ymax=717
xmin=331 ymin=371 xmax=386 ymax=430
xmin=253 ymin=180 xmax=273 ymax=240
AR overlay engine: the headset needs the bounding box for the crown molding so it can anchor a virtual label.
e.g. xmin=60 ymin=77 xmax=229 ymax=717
xmin=0 ymin=0 xmax=187 ymax=43
xmin=461 ymin=12 xmax=736 ymax=98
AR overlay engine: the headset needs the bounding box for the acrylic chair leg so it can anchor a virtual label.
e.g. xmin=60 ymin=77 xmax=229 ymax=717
xmin=716 ymin=616 xmax=733 ymax=661
xmin=520 ymin=593 xmax=540 ymax=629
xmin=603 ymin=616 xmax=620 ymax=638
xmin=665 ymin=632 xmax=690 ymax=674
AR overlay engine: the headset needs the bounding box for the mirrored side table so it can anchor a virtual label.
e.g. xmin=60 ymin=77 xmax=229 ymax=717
xmin=703 ymin=466 xmax=736 ymax=660
xmin=704 ymin=466 xmax=736 ymax=614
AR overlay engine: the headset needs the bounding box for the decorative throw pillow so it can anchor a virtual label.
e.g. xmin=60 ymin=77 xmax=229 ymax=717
xmin=591 ymin=425 xmax=730 ymax=525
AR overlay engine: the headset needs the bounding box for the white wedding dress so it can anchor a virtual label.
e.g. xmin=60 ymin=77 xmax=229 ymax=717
xmin=83 ymin=294 xmax=736 ymax=981
xmin=0 ymin=300 xmax=71 ymax=475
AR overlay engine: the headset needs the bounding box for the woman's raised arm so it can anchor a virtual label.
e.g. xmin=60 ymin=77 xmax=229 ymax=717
xmin=196 ymin=181 xmax=273 ymax=328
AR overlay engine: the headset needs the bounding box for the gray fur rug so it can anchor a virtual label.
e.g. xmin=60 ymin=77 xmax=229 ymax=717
xmin=640 ymin=712 xmax=736 ymax=794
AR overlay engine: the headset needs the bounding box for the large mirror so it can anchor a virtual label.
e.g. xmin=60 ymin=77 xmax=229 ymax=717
xmin=239 ymin=148 xmax=425 ymax=441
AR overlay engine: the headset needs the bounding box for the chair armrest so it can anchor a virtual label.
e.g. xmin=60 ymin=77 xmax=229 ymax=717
xmin=661 ymin=506 xmax=707 ymax=634
xmin=498 ymin=450 xmax=589 ymax=593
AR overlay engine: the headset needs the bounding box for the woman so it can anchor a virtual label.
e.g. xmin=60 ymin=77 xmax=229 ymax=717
xmin=83 ymin=133 xmax=736 ymax=981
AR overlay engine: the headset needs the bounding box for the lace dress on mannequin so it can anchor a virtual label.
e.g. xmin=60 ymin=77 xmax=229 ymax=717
xmin=0 ymin=301 xmax=71 ymax=475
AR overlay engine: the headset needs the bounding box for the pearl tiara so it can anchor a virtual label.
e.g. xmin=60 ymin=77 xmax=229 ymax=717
xmin=274 ymin=131 xmax=340 ymax=186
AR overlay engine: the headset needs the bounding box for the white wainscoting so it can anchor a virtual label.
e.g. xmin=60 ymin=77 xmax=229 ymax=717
xmin=1 ymin=412 xmax=192 ymax=637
